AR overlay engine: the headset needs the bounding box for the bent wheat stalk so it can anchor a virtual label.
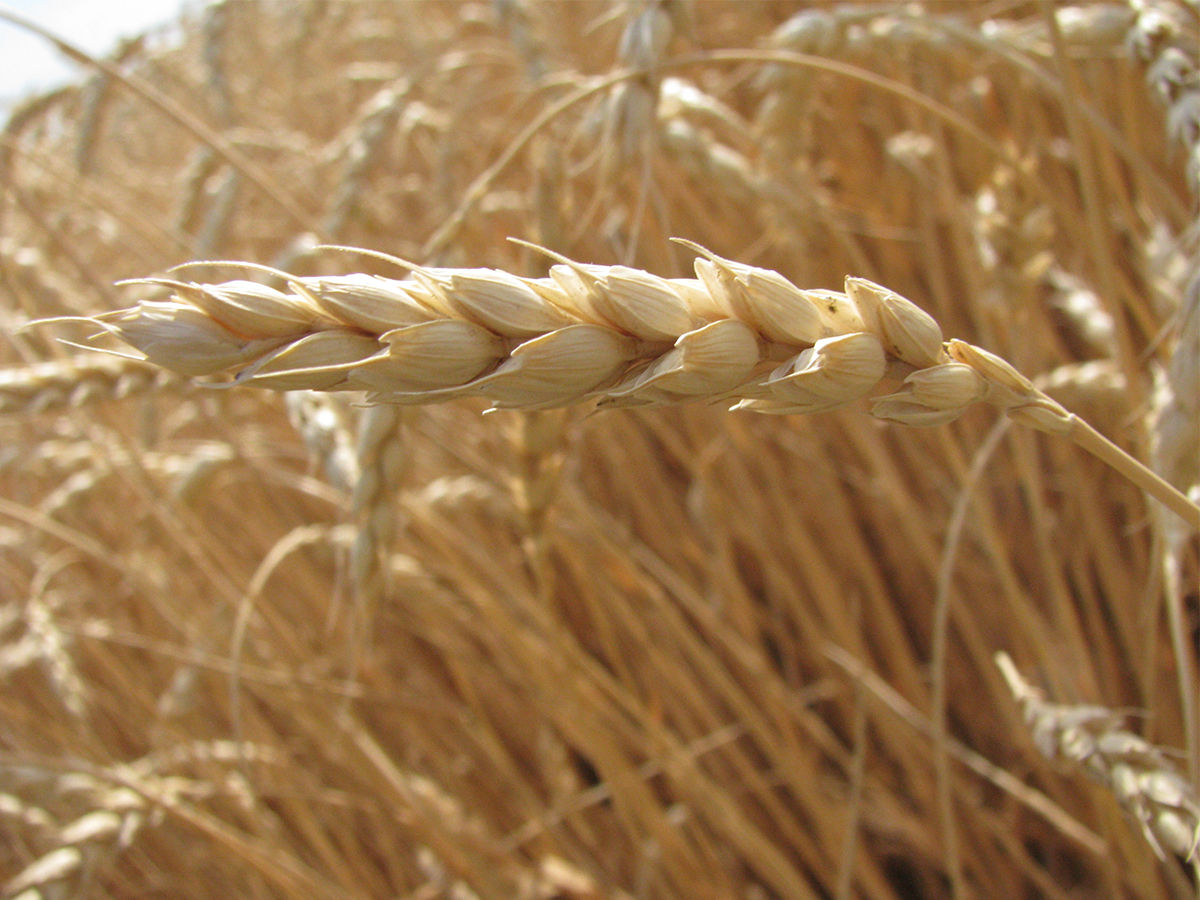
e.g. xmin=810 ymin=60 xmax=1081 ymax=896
xmin=85 ymin=239 xmax=1199 ymax=529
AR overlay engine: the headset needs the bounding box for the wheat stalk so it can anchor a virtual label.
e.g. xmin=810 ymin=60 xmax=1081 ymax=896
xmin=81 ymin=239 xmax=1199 ymax=529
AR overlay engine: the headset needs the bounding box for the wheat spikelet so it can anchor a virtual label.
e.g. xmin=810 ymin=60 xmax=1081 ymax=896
xmin=0 ymin=793 xmax=55 ymax=838
xmin=1125 ymin=0 xmax=1200 ymax=794
xmin=1 ymin=774 xmax=146 ymax=900
xmin=1126 ymin=0 xmax=1200 ymax=510
xmin=604 ymin=0 xmax=678 ymax=165
xmin=321 ymin=84 xmax=411 ymax=238
xmin=283 ymin=392 xmax=357 ymax=492
xmin=1 ymin=743 xmax=281 ymax=900
xmin=1128 ymin=0 xmax=1200 ymax=502
xmin=350 ymin=404 xmax=407 ymax=648
xmin=1 ymin=569 xmax=89 ymax=720
xmin=1129 ymin=0 xmax=1200 ymax=192
xmin=493 ymin=0 xmax=548 ymax=81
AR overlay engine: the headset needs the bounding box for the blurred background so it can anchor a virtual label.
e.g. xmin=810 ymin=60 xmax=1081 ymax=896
xmin=0 ymin=0 xmax=193 ymax=110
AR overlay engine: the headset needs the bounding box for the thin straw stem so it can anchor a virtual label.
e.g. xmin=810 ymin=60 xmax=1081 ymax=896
xmin=1063 ymin=413 xmax=1200 ymax=531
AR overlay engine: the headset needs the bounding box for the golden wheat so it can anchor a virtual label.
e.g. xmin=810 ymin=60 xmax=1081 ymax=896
xmin=3 ymin=1 xmax=1198 ymax=897
xmin=79 ymin=242 xmax=1200 ymax=531
xmin=998 ymin=653 xmax=1200 ymax=875
xmin=88 ymin=247 xmax=1046 ymax=415
xmin=0 ymin=355 xmax=173 ymax=416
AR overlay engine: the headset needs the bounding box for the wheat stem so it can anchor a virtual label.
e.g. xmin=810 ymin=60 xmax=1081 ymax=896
xmin=1064 ymin=412 xmax=1200 ymax=531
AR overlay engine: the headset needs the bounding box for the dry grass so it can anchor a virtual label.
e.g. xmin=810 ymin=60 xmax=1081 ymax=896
xmin=1 ymin=1 xmax=1197 ymax=898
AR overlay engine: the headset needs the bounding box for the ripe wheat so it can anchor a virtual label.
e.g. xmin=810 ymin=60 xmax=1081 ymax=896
xmin=4 ymin=0 xmax=1197 ymax=895
xmin=85 ymin=240 xmax=1200 ymax=529
xmin=998 ymin=652 xmax=1200 ymax=873
xmin=0 ymin=355 xmax=173 ymax=416
xmin=90 ymin=242 xmax=1049 ymax=415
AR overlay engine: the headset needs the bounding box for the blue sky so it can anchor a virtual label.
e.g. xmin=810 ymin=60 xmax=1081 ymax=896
xmin=0 ymin=0 xmax=191 ymax=110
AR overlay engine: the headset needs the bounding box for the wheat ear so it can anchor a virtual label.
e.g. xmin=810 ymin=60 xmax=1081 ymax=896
xmin=85 ymin=240 xmax=1200 ymax=529
xmin=997 ymin=652 xmax=1200 ymax=873
xmin=0 ymin=355 xmax=175 ymax=416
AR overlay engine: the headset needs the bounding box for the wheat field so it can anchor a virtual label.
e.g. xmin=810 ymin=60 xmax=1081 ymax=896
xmin=1 ymin=2 xmax=1197 ymax=898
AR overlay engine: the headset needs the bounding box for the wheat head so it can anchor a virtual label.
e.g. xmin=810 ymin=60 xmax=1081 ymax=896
xmin=75 ymin=239 xmax=1200 ymax=530
xmin=998 ymin=652 xmax=1200 ymax=873
xmin=91 ymin=241 xmax=1070 ymax=428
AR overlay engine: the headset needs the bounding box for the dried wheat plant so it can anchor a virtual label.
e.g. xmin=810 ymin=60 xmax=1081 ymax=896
xmin=2 ymin=1 xmax=1199 ymax=898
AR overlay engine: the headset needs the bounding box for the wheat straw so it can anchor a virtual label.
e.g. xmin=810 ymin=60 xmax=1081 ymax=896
xmin=84 ymin=241 xmax=1200 ymax=528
